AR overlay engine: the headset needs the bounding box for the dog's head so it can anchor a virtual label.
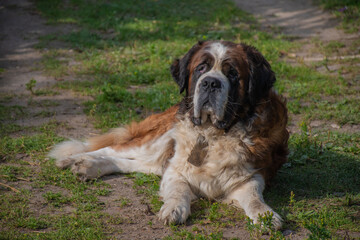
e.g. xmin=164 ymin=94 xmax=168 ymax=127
xmin=171 ymin=41 xmax=275 ymax=130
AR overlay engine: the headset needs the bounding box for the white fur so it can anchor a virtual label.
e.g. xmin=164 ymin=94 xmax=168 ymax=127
xmin=48 ymin=140 xmax=89 ymax=169
xmin=51 ymin=129 xmax=175 ymax=180
xmin=207 ymin=42 xmax=228 ymax=70
xmin=159 ymin=167 xmax=196 ymax=224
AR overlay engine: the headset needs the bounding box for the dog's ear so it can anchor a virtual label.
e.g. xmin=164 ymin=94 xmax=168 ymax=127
xmin=242 ymin=44 xmax=276 ymax=105
xmin=171 ymin=41 xmax=204 ymax=94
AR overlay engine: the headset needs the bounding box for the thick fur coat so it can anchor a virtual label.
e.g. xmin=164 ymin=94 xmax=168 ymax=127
xmin=49 ymin=41 xmax=289 ymax=229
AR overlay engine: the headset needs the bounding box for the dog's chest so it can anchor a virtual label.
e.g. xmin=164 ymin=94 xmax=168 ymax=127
xmin=171 ymin=120 xmax=254 ymax=198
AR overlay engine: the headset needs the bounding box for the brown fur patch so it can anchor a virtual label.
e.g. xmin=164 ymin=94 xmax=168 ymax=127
xmin=88 ymin=104 xmax=179 ymax=151
xmin=187 ymin=135 xmax=208 ymax=167
xmin=246 ymin=92 xmax=289 ymax=182
xmin=187 ymin=43 xmax=213 ymax=93
xmin=160 ymin=139 xmax=175 ymax=173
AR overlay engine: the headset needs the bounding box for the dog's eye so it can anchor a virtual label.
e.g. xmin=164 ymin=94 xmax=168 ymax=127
xmin=228 ymin=67 xmax=238 ymax=78
xmin=197 ymin=64 xmax=207 ymax=74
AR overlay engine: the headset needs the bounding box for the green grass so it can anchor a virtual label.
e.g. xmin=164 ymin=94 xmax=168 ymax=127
xmin=41 ymin=52 xmax=69 ymax=78
xmin=1 ymin=0 xmax=359 ymax=239
xmin=33 ymin=0 xmax=357 ymax=127
xmin=25 ymin=79 xmax=59 ymax=96
xmin=246 ymin=212 xmax=285 ymax=239
xmin=43 ymin=191 xmax=72 ymax=207
xmin=264 ymin=127 xmax=360 ymax=236
xmin=129 ymin=172 xmax=162 ymax=210
xmin=0 ymin=102 xmax=113 ymax=238
xmin=0 ymin=124 xmax=113 ymax=239
xmin=0 ymin=104 xmax=27 ymax=122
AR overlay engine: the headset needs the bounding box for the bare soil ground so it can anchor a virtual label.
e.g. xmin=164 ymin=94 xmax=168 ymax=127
xmin=235 ymin=0 xmax=358 ymax=40
xmin=0 ymin=0 xmax=95 ymax=138
xmin=0 ymin=0 xmax=359 ymax=239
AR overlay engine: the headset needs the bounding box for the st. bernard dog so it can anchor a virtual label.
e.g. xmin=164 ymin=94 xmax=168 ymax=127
xmin=49 ymin=40 xmax=289 ymax=229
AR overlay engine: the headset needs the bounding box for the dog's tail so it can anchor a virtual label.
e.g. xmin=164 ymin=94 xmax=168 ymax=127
xmin=48 ymin=139 xmax=90 ymax=168
xmin=48 ymin=127 xmax=131 ymax=168
xmin=49 ymin=104 xmax=179 ymax=168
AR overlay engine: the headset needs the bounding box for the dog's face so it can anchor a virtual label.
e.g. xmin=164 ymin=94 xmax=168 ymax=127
xmin=171 ymin=41 xmax=276 ymax=129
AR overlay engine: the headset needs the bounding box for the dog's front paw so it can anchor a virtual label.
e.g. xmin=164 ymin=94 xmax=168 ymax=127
xmin=251 ymin=210 xmax=283 ymax=230
xmin=158 ymin=199 xmax=190 ymax=225
xmin=70 ymin=155 xmax=102 ymax=181
xmin=268 ymin=211 xmax=282 ymax=230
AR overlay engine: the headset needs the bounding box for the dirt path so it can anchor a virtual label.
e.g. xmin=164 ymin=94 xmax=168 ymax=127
xmin=235 ymin=0 xmax=359 ymax=41
xmin=0 ymin=0 xmax=59 ymax=92
xmin=236 ymin=0 xmax=360 ymax=67
xmin=0 ymin=0 xmax=96 ymax=138
xmin=235 ymin=0 xmax=360 ymax=61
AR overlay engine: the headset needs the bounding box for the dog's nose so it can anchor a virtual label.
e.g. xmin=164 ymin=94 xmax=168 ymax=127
xmin=202 ymin=77 xmax=221 ymax=91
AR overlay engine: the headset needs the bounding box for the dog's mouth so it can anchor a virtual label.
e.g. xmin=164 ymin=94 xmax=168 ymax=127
xmin=191 ymin=102 xmax=228 ymax=129
xmin=192 ymin=102 xmax=214 ymax=124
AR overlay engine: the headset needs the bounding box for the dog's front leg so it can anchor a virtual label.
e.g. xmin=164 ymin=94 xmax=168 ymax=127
xmin=225 ymin=174 xmax=282 ymax=230
xmin=158 ymin=167 xmax=196 ymax=225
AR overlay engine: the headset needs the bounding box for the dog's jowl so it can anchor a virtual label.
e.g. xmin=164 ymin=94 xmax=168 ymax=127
xmin=49 ymin=40 xmax=289 ymax=229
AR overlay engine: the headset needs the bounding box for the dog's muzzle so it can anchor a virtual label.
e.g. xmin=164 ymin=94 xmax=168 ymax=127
xmin=192 ymin=75 xmax=229 ymax=129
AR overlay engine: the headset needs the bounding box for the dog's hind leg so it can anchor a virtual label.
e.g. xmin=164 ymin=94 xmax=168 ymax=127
xmin=58 ymin=129 xmax=175 ymax=180
xmin=49 ymin=104 xmax=179 ymax=178
xmin=69 ymin=153 xmax=162 ymax=181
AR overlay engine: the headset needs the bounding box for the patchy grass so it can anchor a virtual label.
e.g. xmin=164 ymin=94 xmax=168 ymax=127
xmin=1 ymin=0 xmax=359 ymax=239
xmin=41 ymin=52 xmax=69 ymax=78
xmin=246 ymin=212 xmax=285 ymax=239
xmin=25 ymin=79 xmax=59 ymax=96
xmin=317 ymin=0 xmax=360 ymax=33
xmin=0 ymin=101 xmax=112 ymax=238
xmin=43 ymin=191 xmax=72 ymax=207
xmin=0 ymin=123 xmax=112 ymax=239
xmin=130 ymin=172 xmax=163 ymax=212
xmin=0 ymin=104 xmax=27 ymax=122
xmin=33 ymin=0 xmax=356 ymax=127
xmin=164 ymin=228 xmax=225 ymax=240
xmin=265 ymin=126 xmax=360 ymax=236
